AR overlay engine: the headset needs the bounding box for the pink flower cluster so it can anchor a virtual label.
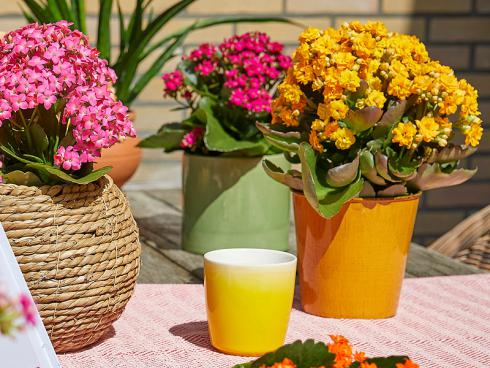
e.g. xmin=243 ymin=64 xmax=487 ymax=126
xmin=0 ymin=22 xmax=135 ymax=171
xmin=180 ymin=127 xmax=204 ymax=149
xmin=161 ymin=32 xmax=291 ymax=113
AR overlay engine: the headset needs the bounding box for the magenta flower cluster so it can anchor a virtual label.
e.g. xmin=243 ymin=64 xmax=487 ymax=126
xmin=0 ymin=21 xmax=135 ymax=171
xmin=161 ymin=32 xmax=291 ymax=113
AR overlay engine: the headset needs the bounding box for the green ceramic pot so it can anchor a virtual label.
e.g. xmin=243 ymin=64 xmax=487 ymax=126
xmin=182 ymin=153 xmax=291 ymax=254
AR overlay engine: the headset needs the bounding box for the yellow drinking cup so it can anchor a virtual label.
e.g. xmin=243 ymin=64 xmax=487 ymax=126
xmin=204 ymin=248 xmax=297 ymax=356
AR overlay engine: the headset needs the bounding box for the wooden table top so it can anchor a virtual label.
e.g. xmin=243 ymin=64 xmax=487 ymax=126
xmin=126 ymin=189 xmax=484 ymax=284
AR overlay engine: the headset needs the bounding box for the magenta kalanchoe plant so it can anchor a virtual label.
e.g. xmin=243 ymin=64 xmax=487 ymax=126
xmin=139 ymin=32 xmax=291 ymax=156
xmin=0 ymin=21 xmax=135 ymax=185
xmin=0 ymin=286 xmax=36 ymax=336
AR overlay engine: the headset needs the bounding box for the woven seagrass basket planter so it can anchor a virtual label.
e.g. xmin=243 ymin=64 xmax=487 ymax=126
xmin=0 ymin=175 xmax=141 ymax=353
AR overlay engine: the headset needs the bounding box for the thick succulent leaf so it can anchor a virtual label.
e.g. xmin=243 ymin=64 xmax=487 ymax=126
xmin=408 ymin=163 xmax=477 ymax=191
xmin=386 ymin=147 xmax=419 ymax=180
xmin=4 ymin=170 xmax=42 ymax=186
xmin=377 ymin=184 xmax=408 ymax=197
xmin=360 ymin=181 xmax=376 ymax=197
xmin=375 ymin=152 xmax=401 ymax=183
xmin=256 ymin=122 xmax=301 ymax=139
xmin=344 ymin=106 xmax=383 ymax=133
xmin=374 ymin=100 xmax=407 ymax=138
xmin=26 ymin=162 xmax=112 ymax=184
xmin=427 ymin=145 xmax=478 ymax=164
xmin=138 ymin=123 xmax=188 ymax=151
xmin=298 ymin=143 xmax=329 ymax=205
xmin=236 ymin=340 xmax=335 ymax=368
xmin=262 ymin=160 xmax=303 ymax=191
xmin=326 ymin=155 xmax=359 ymax=187
xmin=257 ymin=122 xmax=301 ymax=153
xmin=359 ymin=150 xmax=386 ymax=186
xmin=264 ymin=135 xmax=300 ymax=153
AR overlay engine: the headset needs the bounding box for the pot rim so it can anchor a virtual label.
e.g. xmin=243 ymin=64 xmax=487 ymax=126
xmin=291 ymin=190 xmax=421 ymax=203
xmin=204 ymin=248 xmax=297 ymax=269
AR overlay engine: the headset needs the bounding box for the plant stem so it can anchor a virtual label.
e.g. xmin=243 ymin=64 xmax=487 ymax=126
xmin=19 ymin=111 xmax=33 ymax=152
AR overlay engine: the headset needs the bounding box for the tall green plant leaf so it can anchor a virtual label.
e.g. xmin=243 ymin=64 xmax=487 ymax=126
xmin=97 ymin=0 xmax=113 ymax=62
xmin=115 ymin=0 xmax=195 ymax=102
xmin=47 ymin=0 xmax=63 ymax=19
xmin=22 ymin=0 xmax=53 ymax=23
xmin=126 ymin=29 xmax=190 ymax=105
xmin=53 ymin=0 xmax=73 ymax=20
xmin=140 ymin=16 xmax=297 ymax=62
xmin=71 ymin=0 xmax=87 ymax=34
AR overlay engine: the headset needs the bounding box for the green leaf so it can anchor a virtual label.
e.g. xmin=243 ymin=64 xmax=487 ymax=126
xmin=141 ymin=16 xmax=297 ymax=62
xmin=53 ymin=0 xmax=74 ymax=21
xmin=29 ymin=124 xmax=49 ymax=156
xmin=298 ymin=143 xmax=363 ymax=218
xmin=427 ymin=145 xmax=477 ymax=164
xmin=344 ymin=106 xmax=383 ymax=133
xmin=248 ymin=340 xmax=335 ymax=368
xmin=138 ymin=123 xmax=188 ymax=151
xmin=408 ymin=163 xmax=477 ymax=191
xmin=350 ymin=356 xmax=410 ymax=368
xmin=116 ymin=0 xmax=127 ymax=57
xmin=22 ymin=0 xmax=54 ymax=23
xmin=26 ymin=162 xmax=112 ymax=184
xmin=201 ymin=98 xmax=267 ymax=154
xmin=97 ymin=0 xmax=113 ymax=62
xmin=47 ymin=0 xmax=63 ymax=19
xmin=126 ymin=29 xmax=190 ymax=105
xmin=262 ymin=159 xmax=303 ymax=191
xmin=71 ymin=0 xmax=87 ymax=34
xmin=373 ymin=100 xmax=407 ymax=138
xmin=375 ymin=151 xmax=401 ymax=183
xmin=4 ymin=170 xmax=42 ymax=186
xmin=326 ymin=155 xmax=359 ymax=187
xmin=377 ymin=184 xmax=408 ymax=197
xmin=359 ymin=150 xmax=386 ymax=186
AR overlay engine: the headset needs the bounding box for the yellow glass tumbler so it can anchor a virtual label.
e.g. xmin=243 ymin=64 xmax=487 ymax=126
xmin=204 ymin=248 xmax=297 ymax=356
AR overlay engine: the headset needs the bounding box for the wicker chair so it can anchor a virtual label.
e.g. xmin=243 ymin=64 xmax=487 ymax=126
xmin=429 ymin=205 xmax=490 ymax=271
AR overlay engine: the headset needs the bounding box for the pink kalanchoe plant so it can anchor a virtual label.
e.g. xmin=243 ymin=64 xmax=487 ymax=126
xmin=0 ymin=286 xmax=36 ymax=336
xmin=139 ymin=32 xmax=291 ymax=156
xmin=0 ymin=21 xmax=135 ymax=185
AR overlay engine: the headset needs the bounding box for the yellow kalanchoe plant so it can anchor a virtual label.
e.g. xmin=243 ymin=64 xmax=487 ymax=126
xmin=259 ymin=21 xmax=483 ymax=218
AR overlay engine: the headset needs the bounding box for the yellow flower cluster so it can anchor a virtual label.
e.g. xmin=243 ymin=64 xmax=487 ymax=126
xmin=271 ymin=21 xmax=483 ymax=152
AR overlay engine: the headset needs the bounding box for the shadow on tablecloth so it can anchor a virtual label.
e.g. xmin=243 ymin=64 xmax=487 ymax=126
xmin=169 ymin=320 xmax=217 ymax=352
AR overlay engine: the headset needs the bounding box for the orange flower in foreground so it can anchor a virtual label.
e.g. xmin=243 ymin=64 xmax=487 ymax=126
xmin=360 ymin=362 xmax=378 ymax=368
xmin=354 ymin=351 xmax=367 ymax=362
xmin=396 ymin=359 xmax=420 ymax=368
xmin=328 ymin=335 xmax=354 ymax=368
xmin=261 ymin=358 xmax=297 ymax=368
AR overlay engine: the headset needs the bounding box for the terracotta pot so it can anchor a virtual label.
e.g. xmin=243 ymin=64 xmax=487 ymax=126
xmin=293 ymin=192 xmax=420 ymax=318
xmin=94 ymin=111 xmax=142 ymax=187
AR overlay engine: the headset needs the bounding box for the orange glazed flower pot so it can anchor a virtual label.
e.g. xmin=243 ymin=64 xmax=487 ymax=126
xmin=292 ymin=191 xmax=420 ymax=319
xmin=94 ymin=112 xmax=142 ymax=187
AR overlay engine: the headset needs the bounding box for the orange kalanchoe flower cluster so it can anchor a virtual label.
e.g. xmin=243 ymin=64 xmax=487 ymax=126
xmin=272 ymin=21 xmax=483 ymax=151
xmin=260 ymin=336 xmax=419 ymax=368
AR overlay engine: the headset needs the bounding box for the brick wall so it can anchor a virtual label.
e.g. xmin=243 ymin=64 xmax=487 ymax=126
xmin=1 ymin=0 xmax=489 ymax=244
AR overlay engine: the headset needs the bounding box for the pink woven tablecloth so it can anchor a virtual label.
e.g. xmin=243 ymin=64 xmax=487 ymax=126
xmin=59 ymin=274 xmax=490 ymax=368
